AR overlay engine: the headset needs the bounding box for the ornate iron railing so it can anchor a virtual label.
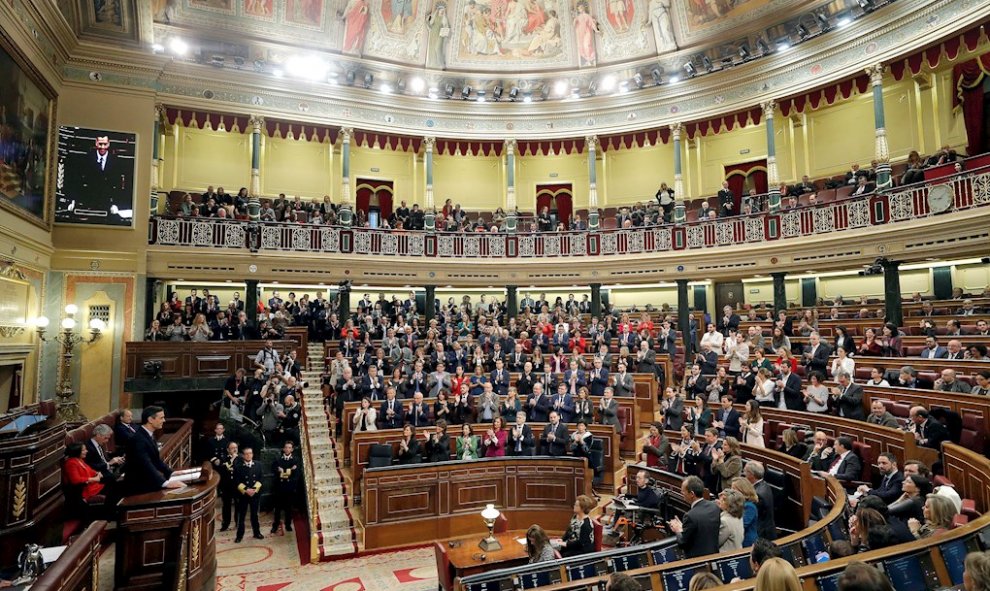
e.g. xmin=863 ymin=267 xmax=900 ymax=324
xmin=149 ymin=167 xmax=990 ymax=257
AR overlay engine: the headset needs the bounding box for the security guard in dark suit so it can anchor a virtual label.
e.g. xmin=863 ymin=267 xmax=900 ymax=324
xmin=215 ymin=441 xmax=239 ymax=532
xmin=271 ymin=441 xmax=300 ymax=535
xmin=233 ymin=447 xmax=264 ymax=542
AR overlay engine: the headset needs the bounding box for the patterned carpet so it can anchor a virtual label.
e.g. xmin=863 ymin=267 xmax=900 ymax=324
xmin=215 ymin=515 xmax=437 ymax=591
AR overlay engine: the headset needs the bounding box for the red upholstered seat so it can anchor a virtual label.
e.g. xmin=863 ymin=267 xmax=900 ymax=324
xmin=962 ymin=499 xmax=980 ymax=520
xmin=593 ymin=518 xmax=603 ymax=552
xmin=852 ymin=441 xmax=874 ymax=481
xmin=891 ymin=402 xmax=911 ymax=418
xmin=494 ymin=513 xmax=508 ymax=534
xmin=855 ymin=367 xmax=873 ymax=381
xmin=434 ymin=542 xmax=453 ymax=591
xmin=952 ymin=514 xmax=970 ymax=529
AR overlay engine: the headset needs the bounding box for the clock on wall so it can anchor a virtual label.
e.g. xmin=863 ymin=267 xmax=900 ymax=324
xmin=926 ymin=184 xmax=953 ymax=213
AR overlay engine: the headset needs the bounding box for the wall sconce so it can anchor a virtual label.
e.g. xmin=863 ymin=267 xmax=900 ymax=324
xmin=479 ymin=504 xmax=502 ymax=551
xmin=33 ymin=304 xmax=106 ymax=422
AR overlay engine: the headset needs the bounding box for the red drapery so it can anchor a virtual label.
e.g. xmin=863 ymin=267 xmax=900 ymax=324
xmin=724 ymin=160 xmax=768 ymax=210
xmin=952 ymin=54 xmax=990 ymax=157
xmin=535 ymin=184 xmax=573 ymax=227
xmin=354 ymin=179 xmax=394 ymax=220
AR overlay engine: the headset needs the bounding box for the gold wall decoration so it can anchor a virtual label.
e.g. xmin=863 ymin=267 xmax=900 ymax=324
xmin=11 ymin=476 xmax=27 ymax=520
xmin=190 ymin=521 xmax=201 ymax=566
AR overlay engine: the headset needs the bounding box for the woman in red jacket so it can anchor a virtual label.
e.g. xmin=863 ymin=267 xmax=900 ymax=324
xmin=64 ymin=443 xmax=104 ymax=501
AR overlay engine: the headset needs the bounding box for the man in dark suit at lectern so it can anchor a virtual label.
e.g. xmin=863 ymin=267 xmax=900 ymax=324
xmin=123 ymin=406 xmax=183 ymax=495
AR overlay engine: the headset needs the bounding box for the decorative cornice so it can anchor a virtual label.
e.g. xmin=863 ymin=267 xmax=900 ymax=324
xmin=55 ymin=0 xmax=990 ymax=140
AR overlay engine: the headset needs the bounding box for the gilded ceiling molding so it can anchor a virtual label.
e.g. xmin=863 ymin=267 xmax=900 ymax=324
xmin=58 ymin=0 xmax=990 ymax=140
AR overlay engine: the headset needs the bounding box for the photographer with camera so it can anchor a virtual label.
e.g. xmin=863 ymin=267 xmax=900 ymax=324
xmin=258 ymin=375 xmax=286 ymax=445
xmin=279 ymin=393 xmax=302 ymax=446
xmin=254 ymin=340 xmax=279 ymax=376
xmin=220 ymin=368 xmax=248 ymax=439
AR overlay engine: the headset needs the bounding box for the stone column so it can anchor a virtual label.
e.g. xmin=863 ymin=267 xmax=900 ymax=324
xmin=505 ymin=138 xmax=518 ymax=233
xmin=671 ymin=123 xmax=685 ymax=223
xmin=248 ymin=116 xmax=264 ymax=220
xmin=425 ymin=285 xmax=436 ymax=324
xmin=151 ymin=104 xmax=163 ymax=214
xmin=246 ymin=280 xmax=259 ymax=322
xmin=869 ymin=64 xmax=892 ymax=190
xmin=144 ymin=277 xmax=158 ymax=332
xmin=506 ymin=285 xmax=518 ymax=319
xmin=764 ymin=101 xmax=781 ymax=212
xmin=339 ymin=127 xmax=354 ymax=227
xmin=424 ymin=136 xmax=436 ymax=232
xmin=590 ymin=283 xmax=602 ymax=318
xmin=677 ymin=279 xmax=692 ymax=355
xmin=882 ymin=259 xmax=902 ymax=328
xmin=771 ymin=272 xmax=787 ymax=313
xmin=587 ymin=135 xmax=599 ymax=231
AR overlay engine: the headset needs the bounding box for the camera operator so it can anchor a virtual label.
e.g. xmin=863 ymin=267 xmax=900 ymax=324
xmin=282 ymin=350 xmax=302 ymax=380
xmin=244 ymin=368 xmax=267 ymax=422
xmin=259 ymin=375 xmax=286 ymax=444
xmin=254 ymin=340 xmax=279 ymax=376
xmin=279 ymin=392 xmax=302 ymax=446
xmin=220 ymin=368 xmax=248 ymax=439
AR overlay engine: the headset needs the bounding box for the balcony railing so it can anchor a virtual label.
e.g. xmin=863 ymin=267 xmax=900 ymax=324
xmin=149 ymin=167 xmax=990 ymax=257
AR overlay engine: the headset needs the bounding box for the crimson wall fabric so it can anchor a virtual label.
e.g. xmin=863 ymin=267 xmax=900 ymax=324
xmin=953 ymin=54 xmax=990 ymax=156
xmin=535 ymin=184 xmax=573 ymax=227
xmin=355 ymin=179 xmax=394 ymax=219
xmin=724 ymin=160 xmax=768 ymax=210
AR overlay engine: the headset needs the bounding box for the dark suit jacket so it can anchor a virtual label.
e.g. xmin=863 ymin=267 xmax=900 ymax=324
xmin=123 ymin=427 xmax=172 ymax=495
xmin=754 ymin=480 xmax=777 ymax=540
xmin=780 ymin=373 xmax=804 ymax=410
xmin=663 ymin=397 xmax=684 ymax=431
xmin=540 ymin=422 xmax=570 ymax=456
xmin=804 ymin=343 xmax=832 ymax=374
xmin=508 ymin=423 xmax=536 ymax=456
xmin=84 ymin=439 xmax=114 ymax=479
xmin=917 ymin=419 xmax=949 ymax=450
xmin=678 ymin=499 xmax=722 ymax=557
xmin=868 ymin=470 xmax=905 ymax=504
xmin=715 ymin=407 xmax=741 ymax=439
xmin=835 ymin=384 xmax=866 ymax=420
xmin=828 ymin=451 xmax=863 ymax=485
xmin=379 ymin=398 xmax=405 ymax=429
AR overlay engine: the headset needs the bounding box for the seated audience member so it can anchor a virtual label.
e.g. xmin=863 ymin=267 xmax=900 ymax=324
xmin=605 ymin=573 xmax=641 ymax=591
xmin=64 ymin=443 xmax=106 ymax=504
xmin=964 ymin=551 xmax=990 ymax=591
xmin=909 ymin=406 xmax=949 ymax=450
xmin=525 ymin=524 xmax=557 ymax=564
xmin=908 ymin=494 xmax=958 ymax=539
xmin=973 ymin=370 xmax=990 ymax=396
xmin=114 ymin=408 xmax=137 ymax=446
xmin=867 ymin=400 xmax=899 ymax=428
xmin=755 ymin=557 xmax=801 ymax=591
xmin=934 ymin=368 xmax=970 ymax=393
xmin=817 ymin=436 xmax=862 ymax=488
xmin=778 ymin=428 xmax=807 ymax=460
xmin=748 ymin=538 xmax=783 ymax=576
xmin=554 ymin=494 xmax=597 ymax=557
xmin=837 ymin=561 xmax=896 ymax=591
xmin=888 ymin=474 xmax=934 ymax=522
xmin=86 ymin=423 xmax=124 ymax=481
xmin=828 ymin=540 xmax=855 ymax=560
xmin=856 ymin=453 xmax=904 ymax=504
xmin=688 ymin=572 xmax=721 ymax=590
xmin=866 ymin=368 xmax=891 ymax=387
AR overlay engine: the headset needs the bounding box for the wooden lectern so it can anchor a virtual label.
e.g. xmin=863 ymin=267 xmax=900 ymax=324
xmin=115 ymin=466 xmax=218 ymax=591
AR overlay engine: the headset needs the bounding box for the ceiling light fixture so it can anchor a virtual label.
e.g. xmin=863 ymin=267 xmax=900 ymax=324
xmin=380 ymin=83 xmax=393 ymax=94
xmin=815 ymin=11 xmax=831 ymax=31
xmin=409 ymin=76 xmax=425 ymax=93
xmin=633 ymin=73 xmax=645 ymax=88
xmin=151 ymin=43 xmax=164 ymax=53
xmin=508 ymin=87 xmax=519 ymax=101
xmin=553 ymin=79 xmax=569 ymax=96
xmin=461 ymin=85 xmax=472 ymax=99
xmin=493 ymin=86 xmax=503 ymax=101
xmin=702 ymin=55 xmax=715 ymax=72
xmin=777 ymin=41 xmax=792 ymax=52
xmin=363 ymin=73 xmax=374 ymax=88
xmin=683 ymin=62 xmax=697 ymax=77
xmin=444 ymin=84 xmax=455 ymax=98
xmin=651 ymin=67 xmax=663 ymax=85
xmin=757 ymin=38 xmax=771 ymax=55
xmin=600 ymin=74 xmax=617 ymax=92
xmin=796 ymin=24 xmax=810 ymax=40
xmin=738 ymin=44 xmax=751 ymax=60
xmin=669 ymin=75 xmax=681 ymax=84
xmin=522 ymin=94 xmax=533 ymax=103
xmin=168 ymin=37 xmax=188 ymax=55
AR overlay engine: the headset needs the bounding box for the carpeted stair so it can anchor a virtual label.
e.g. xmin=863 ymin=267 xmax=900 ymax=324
xmin=301 ymin=342 xmax=359 ymax=559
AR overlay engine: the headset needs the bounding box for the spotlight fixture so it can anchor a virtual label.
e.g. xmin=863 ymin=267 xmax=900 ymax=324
xmin=702 ymin=55 xmax=715 ymax=72
xmin=796 ymin=24 xmax=810 ymax=40
xmin=252 ymin=59 xmax=265 ymax=72
xmin=757 ymin=38 xmax=771 ymax=55
xmin=493 ymin=85 xmax=503 ymax=101
xmin=553 ymin=79 xmax=569 ymax=96
xmin=588 ymin=80 xmax=599 ymax=95
xmin=363 ymin=73 xmax=374 ymax=88
xmin=683 ymin=61 xmax=697 ymax=77
xmin=380 ymin=83 xmax=393 ymax=94
xmin=508 ymin=87 xmax=519 ymax=101
xmin=522 ymin=94 xmax=533 ymax=103
xmin=668 ymin=75 xmax=681 ymax=84
xmin=777 ymin=41 xmax=792 ymax=52
xmin=461 ymin=85 xmax=471 ymax=99
xmin=209 ymin=55 xmax=224 ymax=68
xmin=540 ymin=85 xmax=550 ymax=100
xmin=396 ymin=78 xmax=407 ymax=92
xmin=815 ymin=11 xmax=831 ymax=31
xmin=168 ymin=37 xmax=188 ymax=55
xmin=600 ymin=74 xmax=617 ymax=92
xmin=651 ymin=67 xmax=663 ymax=85
xmin=409 ymin=76 xmax=425 ymax=93
xmin=233 ymin=56 xmax=245 ymax=68
xmin=476 ymin=90 xmax=486 ymax=102
xmin=346 ymin=70 xmax=356 ymax=85
xmin=857 ymin=0 xmax=875 ymax=12
xmin=444 ymin=84 xmax=455 ymax=98
xmin=633 ymin=73 xmax=645 ymax=88
xmin=738 ymin=44 xmax=751 ymax=60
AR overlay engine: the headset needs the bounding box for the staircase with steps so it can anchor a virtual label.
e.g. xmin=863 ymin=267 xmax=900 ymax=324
xmin=301 ymin=342 xmax=359 ymax=559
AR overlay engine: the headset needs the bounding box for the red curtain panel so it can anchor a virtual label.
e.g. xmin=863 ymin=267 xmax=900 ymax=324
xmin=535 ymin=184 xmax=573 ymax=227
xmin=953 ymin=54 xmax=990 ymax=156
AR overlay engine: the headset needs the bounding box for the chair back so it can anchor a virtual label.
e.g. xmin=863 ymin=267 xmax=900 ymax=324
xmin=368 ymin=444 xmax=394 ymax=468
xmin=434 ymin=541 xmax=453 ymax=591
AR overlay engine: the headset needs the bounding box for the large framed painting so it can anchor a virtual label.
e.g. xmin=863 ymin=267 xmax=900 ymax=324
xmin=0 ymin=35 xmax=56 ymax=230
xmin=54 ymin=127 xmax=137 ymax=228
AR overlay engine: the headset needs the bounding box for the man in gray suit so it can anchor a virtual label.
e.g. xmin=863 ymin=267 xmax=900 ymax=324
xmin=669 ymin=475 xmax=721 ymax=558
xmin=427 ymin=361 xmax=451 ymax=397
xmin=866 ymin=400 xmax=900 ymax=429
xmin=613 ymin=362 xmax=635 ymax=397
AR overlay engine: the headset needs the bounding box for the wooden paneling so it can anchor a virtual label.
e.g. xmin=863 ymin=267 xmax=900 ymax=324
xmin=362 ymin=457 xmax=591 ymax=549
xmin=123 ymin=340 xmax=296 ymax=381
xmin=31 ymin=521 xmax=106 ymax=591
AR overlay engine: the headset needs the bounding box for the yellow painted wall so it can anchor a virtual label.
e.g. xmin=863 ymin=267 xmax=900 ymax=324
xmin=516 ymin=152 xmax=589 ymax=212
xmin=171 ymin=126 xmax=251 ymax=192
xmin=930 ymin=69 xmax=970 ymax=154
xmin=433 ymin=153 xmax=504 ymax=211
xmin=695 ymin=123 xmax=775 ymax=196
xmin=261 ymin=136 xmax=333 ymax=198
xmin=740 ymin=279 xmax=802 ymax=307
xmin=956 ymin=263 xmax=990 ymax=294
xmin=816 ymin=268 xmax=932 ymax=300
xmin=605 ymin=142 xmax=676 ymax=205
xmin=349 ymin=145 xmax=416 ymax=202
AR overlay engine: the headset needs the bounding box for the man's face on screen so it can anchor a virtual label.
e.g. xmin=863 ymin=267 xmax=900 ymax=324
xmin=95 ymin=137 xmax=110 ymax=155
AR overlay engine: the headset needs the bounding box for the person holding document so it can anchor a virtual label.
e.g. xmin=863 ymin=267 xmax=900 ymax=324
xmin=123 ymin=406 xmax=183 ymax=495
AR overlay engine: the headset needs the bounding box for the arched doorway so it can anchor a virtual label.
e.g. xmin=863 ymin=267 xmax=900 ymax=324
xmin=355 ymin=179 xmax=394 ymax=227
xmin=535 ymin=184 xmax=573 ymax=228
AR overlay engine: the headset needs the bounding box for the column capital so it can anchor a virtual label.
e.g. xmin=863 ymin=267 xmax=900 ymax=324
xmin=867 ymin=63 xmax=886 ymax=86
xmin=423 ymin=136 xmax=436 ymax=151
xmin=504 ymin=138 xmax=517 ymax=153
xmin=770 ymin=271 xmax=788 ymax=278
xmin=340 ymin=127 xmax=354 ymax=142
xmin=249 ymin=115 xmax=265 ymax=131
xmin=585 ymin=135 xmax=598 ymax=150
xmin=669 ymin=122 xmax=682 ymax=139
xmin=761 ymin=100 xmax=776 ymax=119
xmin=154 ymin=103 xmax=166 ymax=121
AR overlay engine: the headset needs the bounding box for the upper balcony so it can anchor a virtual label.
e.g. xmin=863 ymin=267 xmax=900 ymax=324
xmin=146 ymin=165 xmax=990 ymax=284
